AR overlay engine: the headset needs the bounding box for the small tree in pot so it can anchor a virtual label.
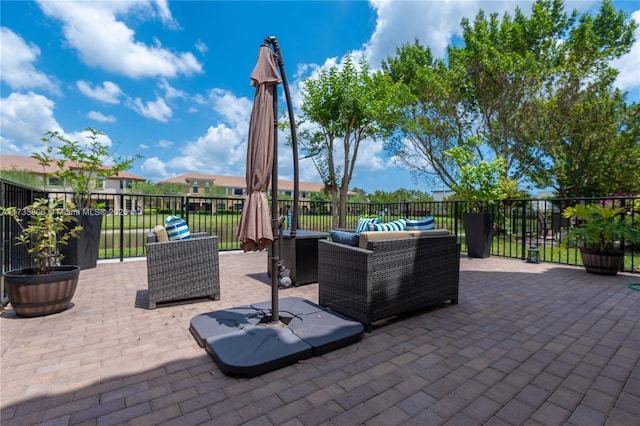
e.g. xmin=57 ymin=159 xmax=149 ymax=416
xmin=1 ymin=197 xmax=83 ymax=317
xmin=445 ymin=136 xmax=507 ymax=258
xmin=40 ymin=128 xmax=142 ymax=269
xmin=562 ymin=202 xmax=640 ymax=275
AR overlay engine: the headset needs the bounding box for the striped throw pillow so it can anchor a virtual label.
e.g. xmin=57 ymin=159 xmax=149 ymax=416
xmin=368 ymin=218 xmax=407 ymax=232
xmin=405 ymin=216 xmax=435 ymax=231
xmin=165 ymin=216 xmax=191 ymax=240
xmin=355 ymin=217 xmax=380 ymax=234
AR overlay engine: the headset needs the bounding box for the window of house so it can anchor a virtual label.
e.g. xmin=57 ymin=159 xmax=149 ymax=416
xmin=233 ymin=188 xmax=244 ymax=196
xmin=47 ymin=176 xmax=62 ymax=186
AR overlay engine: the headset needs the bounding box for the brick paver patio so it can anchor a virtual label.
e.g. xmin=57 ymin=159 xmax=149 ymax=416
xmin=1 ymin=251 xmax=639 ymax=425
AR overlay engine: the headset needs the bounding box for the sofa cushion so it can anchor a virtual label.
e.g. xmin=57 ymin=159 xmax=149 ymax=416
xmin=368 ymin=219 xmax=407 ymax=232
xmin=165 ymin=216 xmax=191 ymax=240
xmin=329 ymin=230 xmax=360 ymax=247
xmin=153 ymin=225 xmax=169 ymax=242
xmin=358 ymin=229 xmax=450 ymax=249
xmin=355 ymin=217 xmax=380 ymax=234
xmin=405 ymin=216 xmax=435 ymax=230
xmin=409 ymin=229 xmax=450 ymax=238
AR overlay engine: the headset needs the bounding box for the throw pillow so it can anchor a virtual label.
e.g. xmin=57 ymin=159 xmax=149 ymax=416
xmin=153 ymin=225 xmax=169 ymax=242
xmin=329 ymin=230 xmax=359 ymax=247
xmin=405 ymin=216 xmax=435 ymax=231
xmin=355 ymin=217 xmax=380 ymax=234
xmin=368 ymin=218 xmax=407 ymax=232
xmin=165 ymin=216 xmax=191 ymax=240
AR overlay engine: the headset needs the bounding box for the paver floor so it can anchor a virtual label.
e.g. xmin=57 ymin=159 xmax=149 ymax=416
xmin=1 ymin=251 xmax=639 ymax=425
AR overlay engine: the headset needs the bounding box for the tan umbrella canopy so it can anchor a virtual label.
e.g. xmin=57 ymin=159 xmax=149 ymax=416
xmin=236 ymin=45 xmax=281 ymax=252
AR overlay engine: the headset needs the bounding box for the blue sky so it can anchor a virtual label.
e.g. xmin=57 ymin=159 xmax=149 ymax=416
xmin=1 ymin=0 xmax=639 ymax=194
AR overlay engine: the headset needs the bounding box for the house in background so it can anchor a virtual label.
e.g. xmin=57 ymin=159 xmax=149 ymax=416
xmin=0 ymin=154 xmax=146 ymax=211
xmin=160 ymin=173 xmax=326 ymax=213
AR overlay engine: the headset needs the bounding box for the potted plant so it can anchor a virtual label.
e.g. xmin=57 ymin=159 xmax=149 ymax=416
xmin=39 ymin=128 xmax=142 ymax=269
xmin=1 ymin=197 xmax=83 ymax=317
xmin=445 ymin=137 xmax=507 ymax=258
xmin=562 ymin=202 xmax=640 ymax=275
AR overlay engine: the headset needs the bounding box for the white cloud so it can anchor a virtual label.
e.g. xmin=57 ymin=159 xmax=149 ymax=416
xmin=126 ymin=97 xmax=172 ymax=122
xmin=195 ymin=39 xmax=208 ymax=55
xmin=141 ymin=156 xmax=170 ymax=182
xmin=87 ymin=111 xmax=116 ymax=123
xmin=0 ymin=92 xmax=61 ymax=153
xmin=0 ymin=27 xmax=59 ymax=93
xmin=36 ymin=0 xmax=202 ymax=79
xmin=157 ymin=139 xmax=173 ymax=148
xmin=169 ymin=124 xmax=245 ymax=175
xmin=158 ymin=78 xmax=187 ymax=100
xmin=207 ymin=88 xmax=253 ymax=132
xmin=77 ymin=81 xmax=122 ymax=104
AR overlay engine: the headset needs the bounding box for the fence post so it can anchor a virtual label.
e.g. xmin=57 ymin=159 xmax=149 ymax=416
xmin=521 ymin=203 xmax=527 ymax=260
xmin=119 ymin=193 xmax=125 ymax=263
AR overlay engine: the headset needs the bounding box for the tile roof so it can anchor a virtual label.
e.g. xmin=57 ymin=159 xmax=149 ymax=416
xmin=0 ymin=154 xmax=145 ymax=181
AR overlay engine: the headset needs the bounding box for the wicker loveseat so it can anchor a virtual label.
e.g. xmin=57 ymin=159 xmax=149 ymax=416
xmin=146 ymin=233 xmax=221 ymax=309
xmin=318 ymin=234 xmax=460 ymax=331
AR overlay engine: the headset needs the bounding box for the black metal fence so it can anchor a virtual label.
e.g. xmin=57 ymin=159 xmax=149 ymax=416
xmin=2 ymin=178 xmax=638 ymax=275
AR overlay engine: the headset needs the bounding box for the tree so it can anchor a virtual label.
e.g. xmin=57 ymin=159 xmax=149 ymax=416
xmin=297 ymin=53 xmax=403 ymax=228
xmin=530 ymin=0 xmax=640 ymax=196
xmin=382 ymin=0 xmax=638 ymax=198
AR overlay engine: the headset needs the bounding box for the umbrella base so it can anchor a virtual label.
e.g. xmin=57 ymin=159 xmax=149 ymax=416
xmin=190 ymin=297 xmax=364 ymax=377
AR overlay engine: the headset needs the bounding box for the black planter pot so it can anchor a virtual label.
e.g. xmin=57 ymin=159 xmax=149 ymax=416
xmin=61 ymin=210 xmax=103 ymax=270
xmin=3 ymin=265 xmax=80 ymax=317
xmin=580 ymin=249 xmax=624 ymax=275
xmin=463 ymin=212 xmax=493 ymax=258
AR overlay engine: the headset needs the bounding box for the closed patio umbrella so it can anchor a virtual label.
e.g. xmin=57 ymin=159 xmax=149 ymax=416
xmin=236 ymin=44 xmax=281 ymax=252
xmin=189 ymin=37 xmax=362 ymax=377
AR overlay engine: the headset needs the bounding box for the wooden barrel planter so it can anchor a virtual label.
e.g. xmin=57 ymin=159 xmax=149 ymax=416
xmin=580 ymin=249 xmax=624 ymax=276
xmin=3 ymin=265 xmax=80 ymax=317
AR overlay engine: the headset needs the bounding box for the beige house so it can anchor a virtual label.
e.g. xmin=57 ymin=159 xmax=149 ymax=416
xmin=0 ymin=154 xmax=146 ymax=211
xmin=160 ymin=173 xmax=326 ymax=213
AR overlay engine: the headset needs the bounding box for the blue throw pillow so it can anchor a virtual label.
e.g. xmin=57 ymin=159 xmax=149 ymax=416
xmin=355 ymin=217 xmax=380 ymax=234
xmin=165 ymin=215 xmax=191 ymax=240
xmin=368 ymin=218 xmax=407 ymax=232
xmin=329 ymin=230 xmax=359 ymax=247
xmin=405 ymin=216 xmax=435 ymax=231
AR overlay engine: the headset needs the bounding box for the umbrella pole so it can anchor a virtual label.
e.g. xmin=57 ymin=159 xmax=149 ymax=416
xmin=270 ymin=61 xmax=280 ymax=325
xmin=264 ymin=35 xmax=300 ymax=322
xmin=267 ymin=36 xmax=300 ymax=284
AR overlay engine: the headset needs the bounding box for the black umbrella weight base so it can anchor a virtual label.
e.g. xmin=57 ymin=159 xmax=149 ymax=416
xmin=189 ymin=297 xmax=364 ymax=377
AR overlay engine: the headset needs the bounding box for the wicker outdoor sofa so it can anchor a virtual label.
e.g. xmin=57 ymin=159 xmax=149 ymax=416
xmin=318 ymin=234 xmax=460 ymax=331
xmin=146 ymin=232 xmax=221 ymax=309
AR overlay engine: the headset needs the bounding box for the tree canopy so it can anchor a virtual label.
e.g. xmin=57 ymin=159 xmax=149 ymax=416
xmin=382 ymin=0 xmax=638 ymax=198
xmin=297 ymin=53 xmax=403 ymax=227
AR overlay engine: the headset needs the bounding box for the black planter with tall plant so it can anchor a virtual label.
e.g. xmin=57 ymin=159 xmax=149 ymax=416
xmin=40 ymin=128 xmax=142 ymax=269
xmin=446 ymin=137 xmax=508 ymax=259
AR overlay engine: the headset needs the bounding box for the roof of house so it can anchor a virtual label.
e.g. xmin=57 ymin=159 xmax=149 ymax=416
xmin=0 ymin=155 xmax=146 ymax=181
xmin=161 ymin=173 xmax=325 ymax=193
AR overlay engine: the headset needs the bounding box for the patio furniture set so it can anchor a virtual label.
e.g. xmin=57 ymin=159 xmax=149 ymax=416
xmin=144 ymin=223 xmax=460 ymax=331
